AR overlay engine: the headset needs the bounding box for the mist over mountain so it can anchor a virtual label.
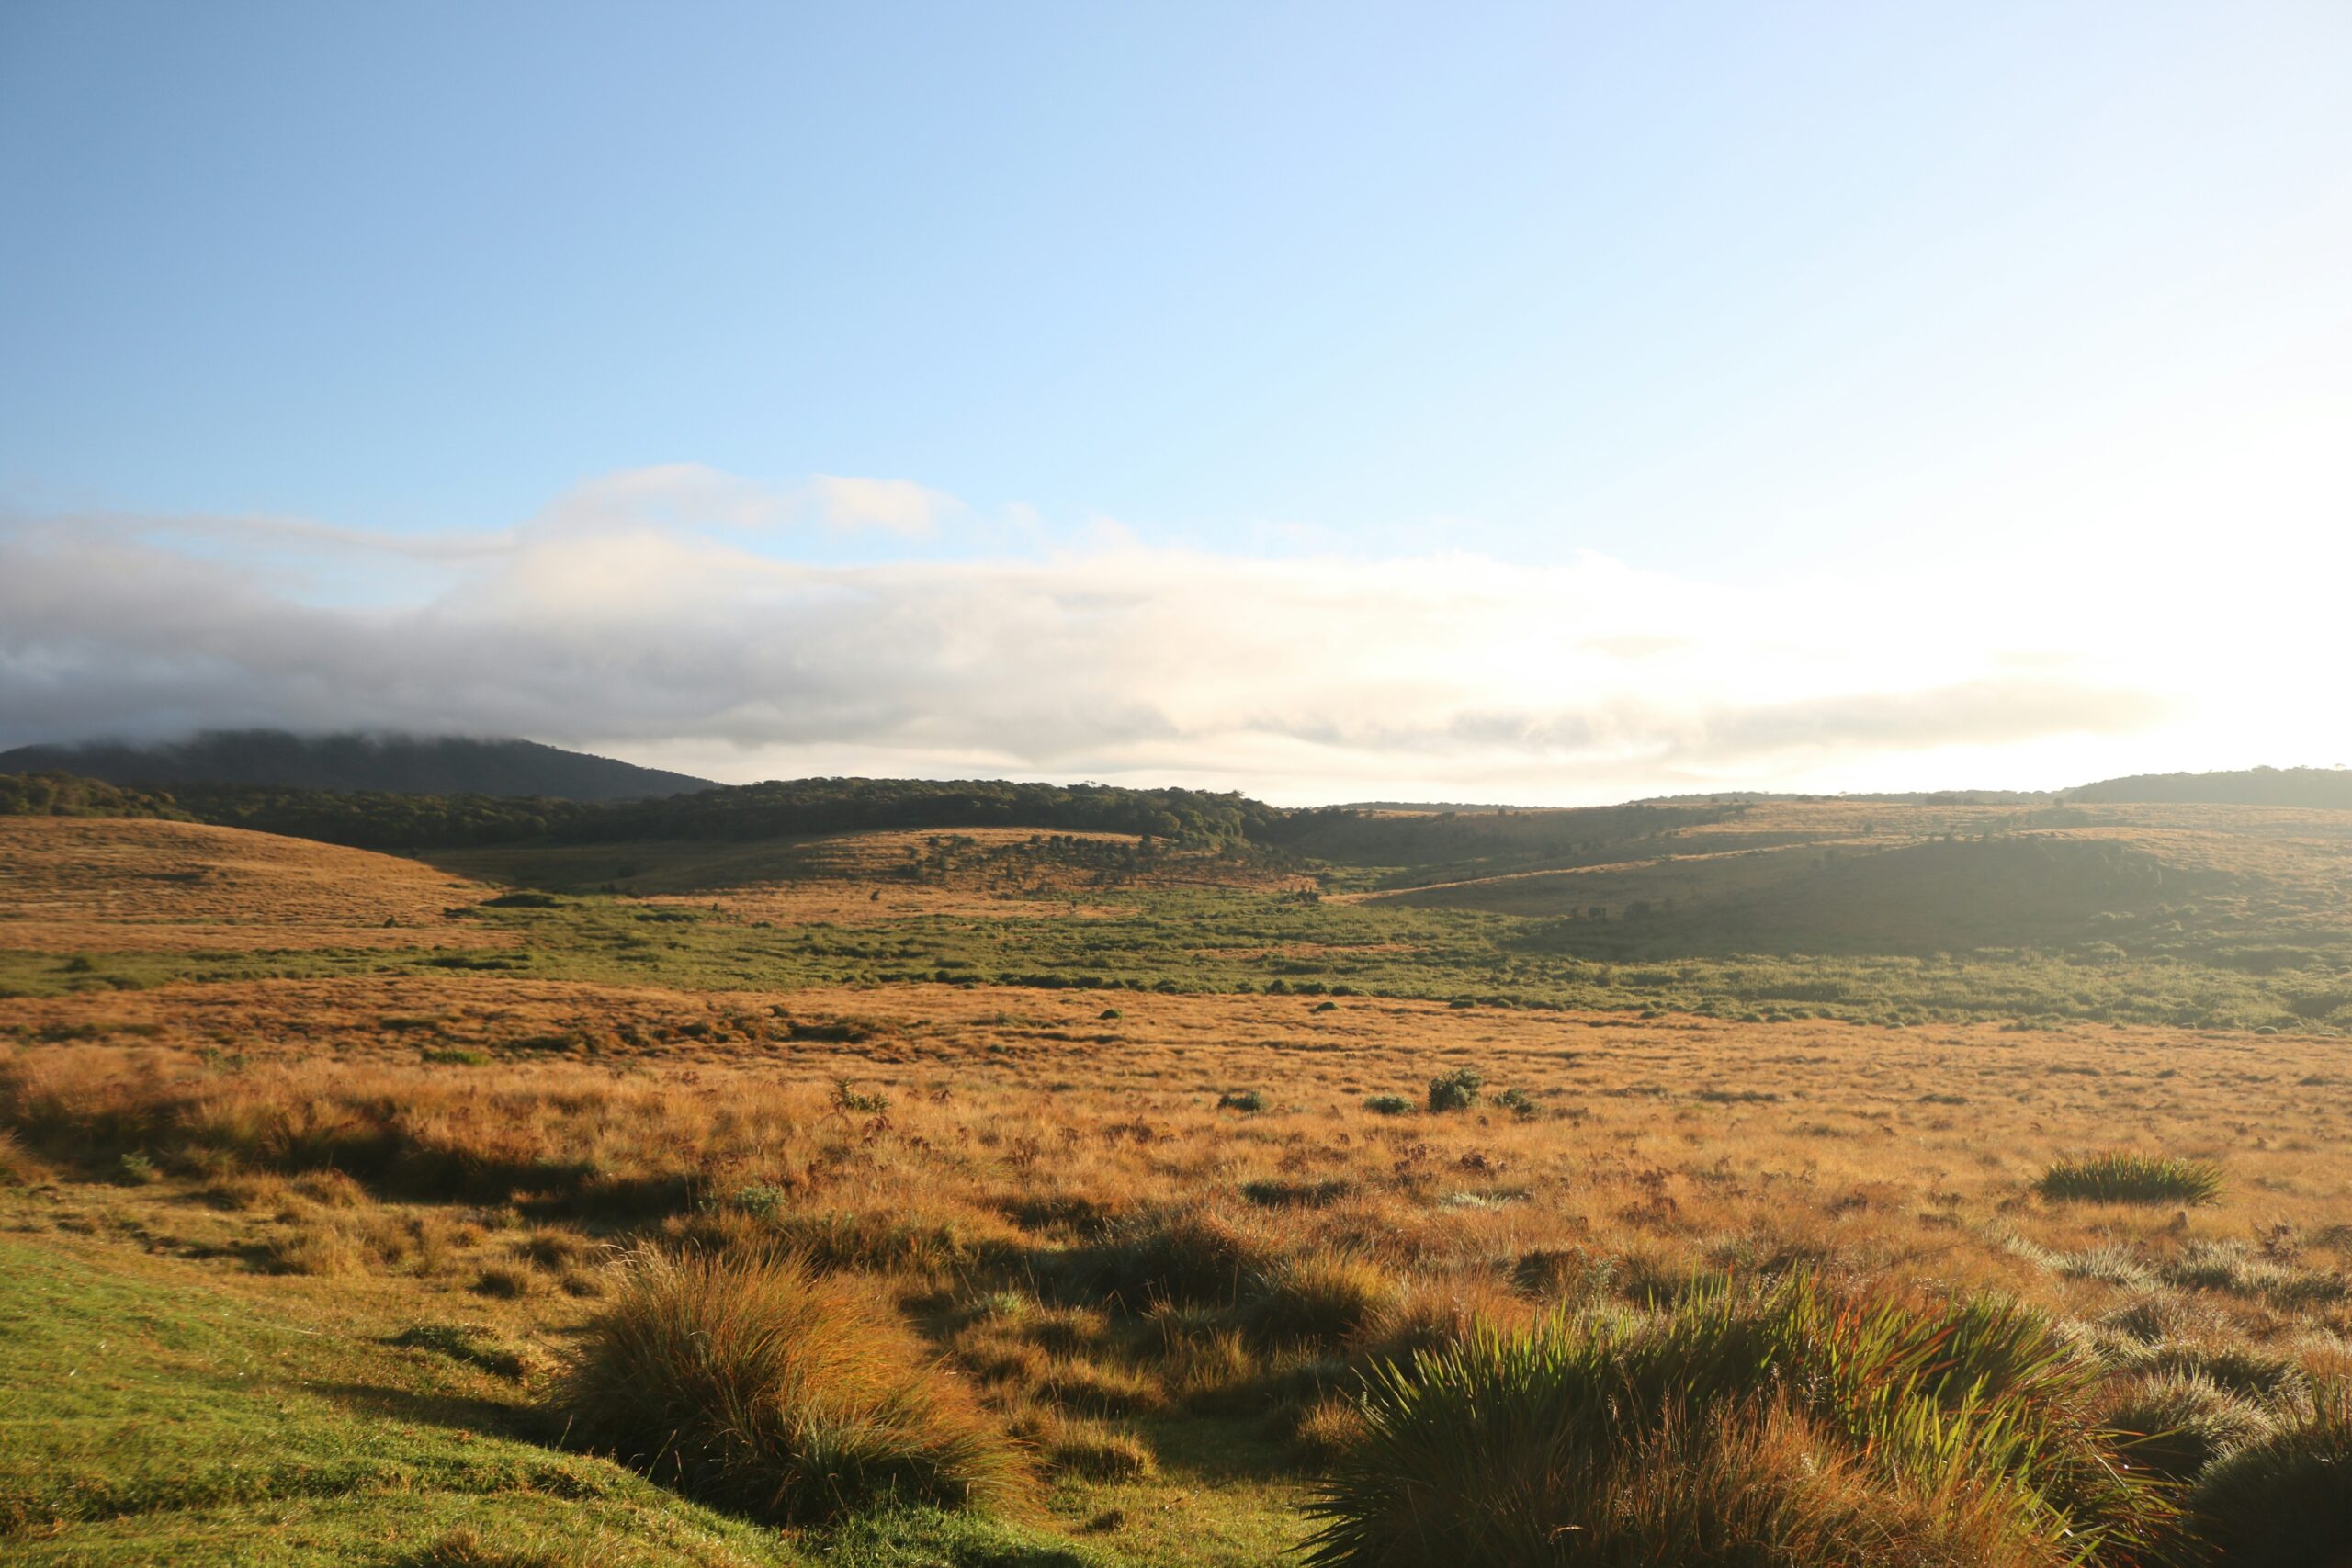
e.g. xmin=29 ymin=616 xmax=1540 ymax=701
xmin=0 ymin=731 xmax=714 ymax=804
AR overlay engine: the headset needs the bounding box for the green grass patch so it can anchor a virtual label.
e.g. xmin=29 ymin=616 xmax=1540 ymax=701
xmin=2036 ymin=1152 xmax=2224 ymax=1206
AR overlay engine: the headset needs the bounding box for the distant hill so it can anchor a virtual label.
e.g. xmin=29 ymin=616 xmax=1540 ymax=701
xmin=0 ymin=731 xmax=714 ymax=804
xmin=1334 ymin=800 xmax=1534 ymax=813
xmin=2067 ymin=766 xmax=2352 ymax=810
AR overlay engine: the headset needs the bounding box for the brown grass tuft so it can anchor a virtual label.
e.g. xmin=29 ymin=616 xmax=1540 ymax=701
xmin=558 ymin=1246 xmax=1031 ymax=1524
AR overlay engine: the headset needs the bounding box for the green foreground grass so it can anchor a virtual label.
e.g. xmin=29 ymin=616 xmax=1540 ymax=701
xmin=0 ymin=1236 xmax=1109 ymax=1568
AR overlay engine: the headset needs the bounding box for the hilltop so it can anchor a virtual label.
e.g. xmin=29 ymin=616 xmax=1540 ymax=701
xmin=0 ymin=730 xmax=714 ymax=803
xmin=2066 ymin=764 xmax=2352 ymax=809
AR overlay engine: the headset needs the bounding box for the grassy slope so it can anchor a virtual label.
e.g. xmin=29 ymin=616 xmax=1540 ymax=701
xmin=0 ymin=1234 xmax=1104 ymax=1568
xmin=7 ymin=798 xmax=2352 ymax=1034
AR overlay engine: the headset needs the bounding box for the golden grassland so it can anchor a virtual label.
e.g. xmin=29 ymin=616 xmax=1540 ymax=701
xmin=438 ymin=826 xmax=1313 ymax=927
xmin=0 ymin=816 xmax=505 ymax=953
xmin=3 ymin=815 xmax=2350 ymax=1564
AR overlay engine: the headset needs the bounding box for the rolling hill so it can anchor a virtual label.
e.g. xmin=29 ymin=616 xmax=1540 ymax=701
xmin=0 ymin=730 xmax=715 ymax=803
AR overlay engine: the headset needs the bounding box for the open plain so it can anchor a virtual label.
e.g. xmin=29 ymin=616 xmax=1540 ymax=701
xmin=3 ymin=794 xmax=2349 ymax=1566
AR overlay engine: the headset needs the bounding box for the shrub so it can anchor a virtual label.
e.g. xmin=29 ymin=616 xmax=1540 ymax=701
xmin=558 ymin=1247 xmax=1028 ymax=1524
xmin=2036 ymin=1153 xmax=2222 ymax=1206
xmin=1363 ymin=1095 xmax=1413 ymax=1116
xmin=2185 ymin=1388 xmax=2352 ymax=1564
xmin=1216 ymin=1089 xmax=1267 ymax=1113
xmin=1426 ymin=1068 xmax=1482 ymax=1114
xmin=1305 ymin=1276 xmax=2169 ymax=1567
xmin=1493 ymin=1087 xmax=1538 ymax=1120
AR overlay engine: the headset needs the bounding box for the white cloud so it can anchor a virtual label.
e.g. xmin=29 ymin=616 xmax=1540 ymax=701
xmin=0 ymin=470 xmax=2328 ymax=803
xmin=530 ymin=464 xmax=957 ymax=538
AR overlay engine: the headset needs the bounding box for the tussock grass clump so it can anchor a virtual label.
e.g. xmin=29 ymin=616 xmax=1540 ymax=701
xmin=2135 ymin=1341 xmax=2312 ymax=1406
xmin=1013 ymin=1410 xmax=1158 ymax=1481
xmin=263 ymin=1219 xmax=365 ymax=1276
xmin=1288 ymin=1394 xmax=1370 ymax=1466
xmin=2184 ymin=1387 xmax=2352 ymax=1565
xmin=1080 ymin=1204 xmax=1275 ymax=1310
xmin=1305 ymin=1276 xmax=2169 ymax=1567
xmin=472 ymin=1262 xmax=537 ymax=1298
xmin=2099 ymin=1371 xmax=2274 ymax=1483
xmin=1248 ymin=1250 xmax=1401 ymax=1348
xmin=0 ymin=1129 xmax=48 ymax=1186
xmin=2036 ymin=1152 xmax=2222 ymax=1206
xmin=698 ymin=1198 xmax=1022 ymax=1278
xmin=558 ymin=1247 xmax=1029 ymax=1525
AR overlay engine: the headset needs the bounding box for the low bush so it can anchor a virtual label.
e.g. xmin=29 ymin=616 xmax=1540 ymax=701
xmin=558 ymin=1246 xmax=1028 ymax=1524
xmin=2036 ymin=1153 xmax=2222 ymax=1206
xmin=1362 ymin=1094 xmax=1413 ymax=1116
xmin=1216 ymin=1089 xmax=1266 ymax=1113
xmin=1426 ymin=1068 xmax=1482 ymax=1113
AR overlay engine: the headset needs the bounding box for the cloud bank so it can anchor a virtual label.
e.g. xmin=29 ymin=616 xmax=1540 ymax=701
xmin=0 ymin=467 xmax=2306 ymax=803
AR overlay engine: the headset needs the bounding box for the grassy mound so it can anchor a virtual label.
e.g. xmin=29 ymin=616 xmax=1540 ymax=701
xmin=2035 ymin=1153 xmax=2223 ymax=1206
xmin=2099 ymin=1371 xmax=2275 ymax=1483
xmin=1302 ymin=1277 xmax=2168 ymax=1567
xmin=559 ymin=1247 xmax=1031 ymax=1526
xmin=2185 ymin=1388 xmax=2352 ymax=1566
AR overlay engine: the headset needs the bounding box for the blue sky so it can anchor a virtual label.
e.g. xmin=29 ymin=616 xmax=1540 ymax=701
xmin=2 ymin=3 xmax=2346 ymax=799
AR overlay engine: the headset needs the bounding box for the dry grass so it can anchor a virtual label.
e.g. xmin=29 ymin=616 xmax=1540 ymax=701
xmin=0 ymin=816 xmax=502 ymax=952
xmin=3 ymin=812 xmax=2348 ymax=1560
xmin=559 ymin=1246 xmax=1030 ymax=1524
xmin=436 ymin=827 xmax=1309 ymax=926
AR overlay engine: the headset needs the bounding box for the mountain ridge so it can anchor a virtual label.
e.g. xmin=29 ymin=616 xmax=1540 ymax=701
xmin=0 ymin=730 xmax=714 ymax=804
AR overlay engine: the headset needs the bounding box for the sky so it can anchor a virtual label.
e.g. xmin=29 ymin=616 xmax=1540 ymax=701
xmin=2 ymin=1 xmax=2346 ymax=804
